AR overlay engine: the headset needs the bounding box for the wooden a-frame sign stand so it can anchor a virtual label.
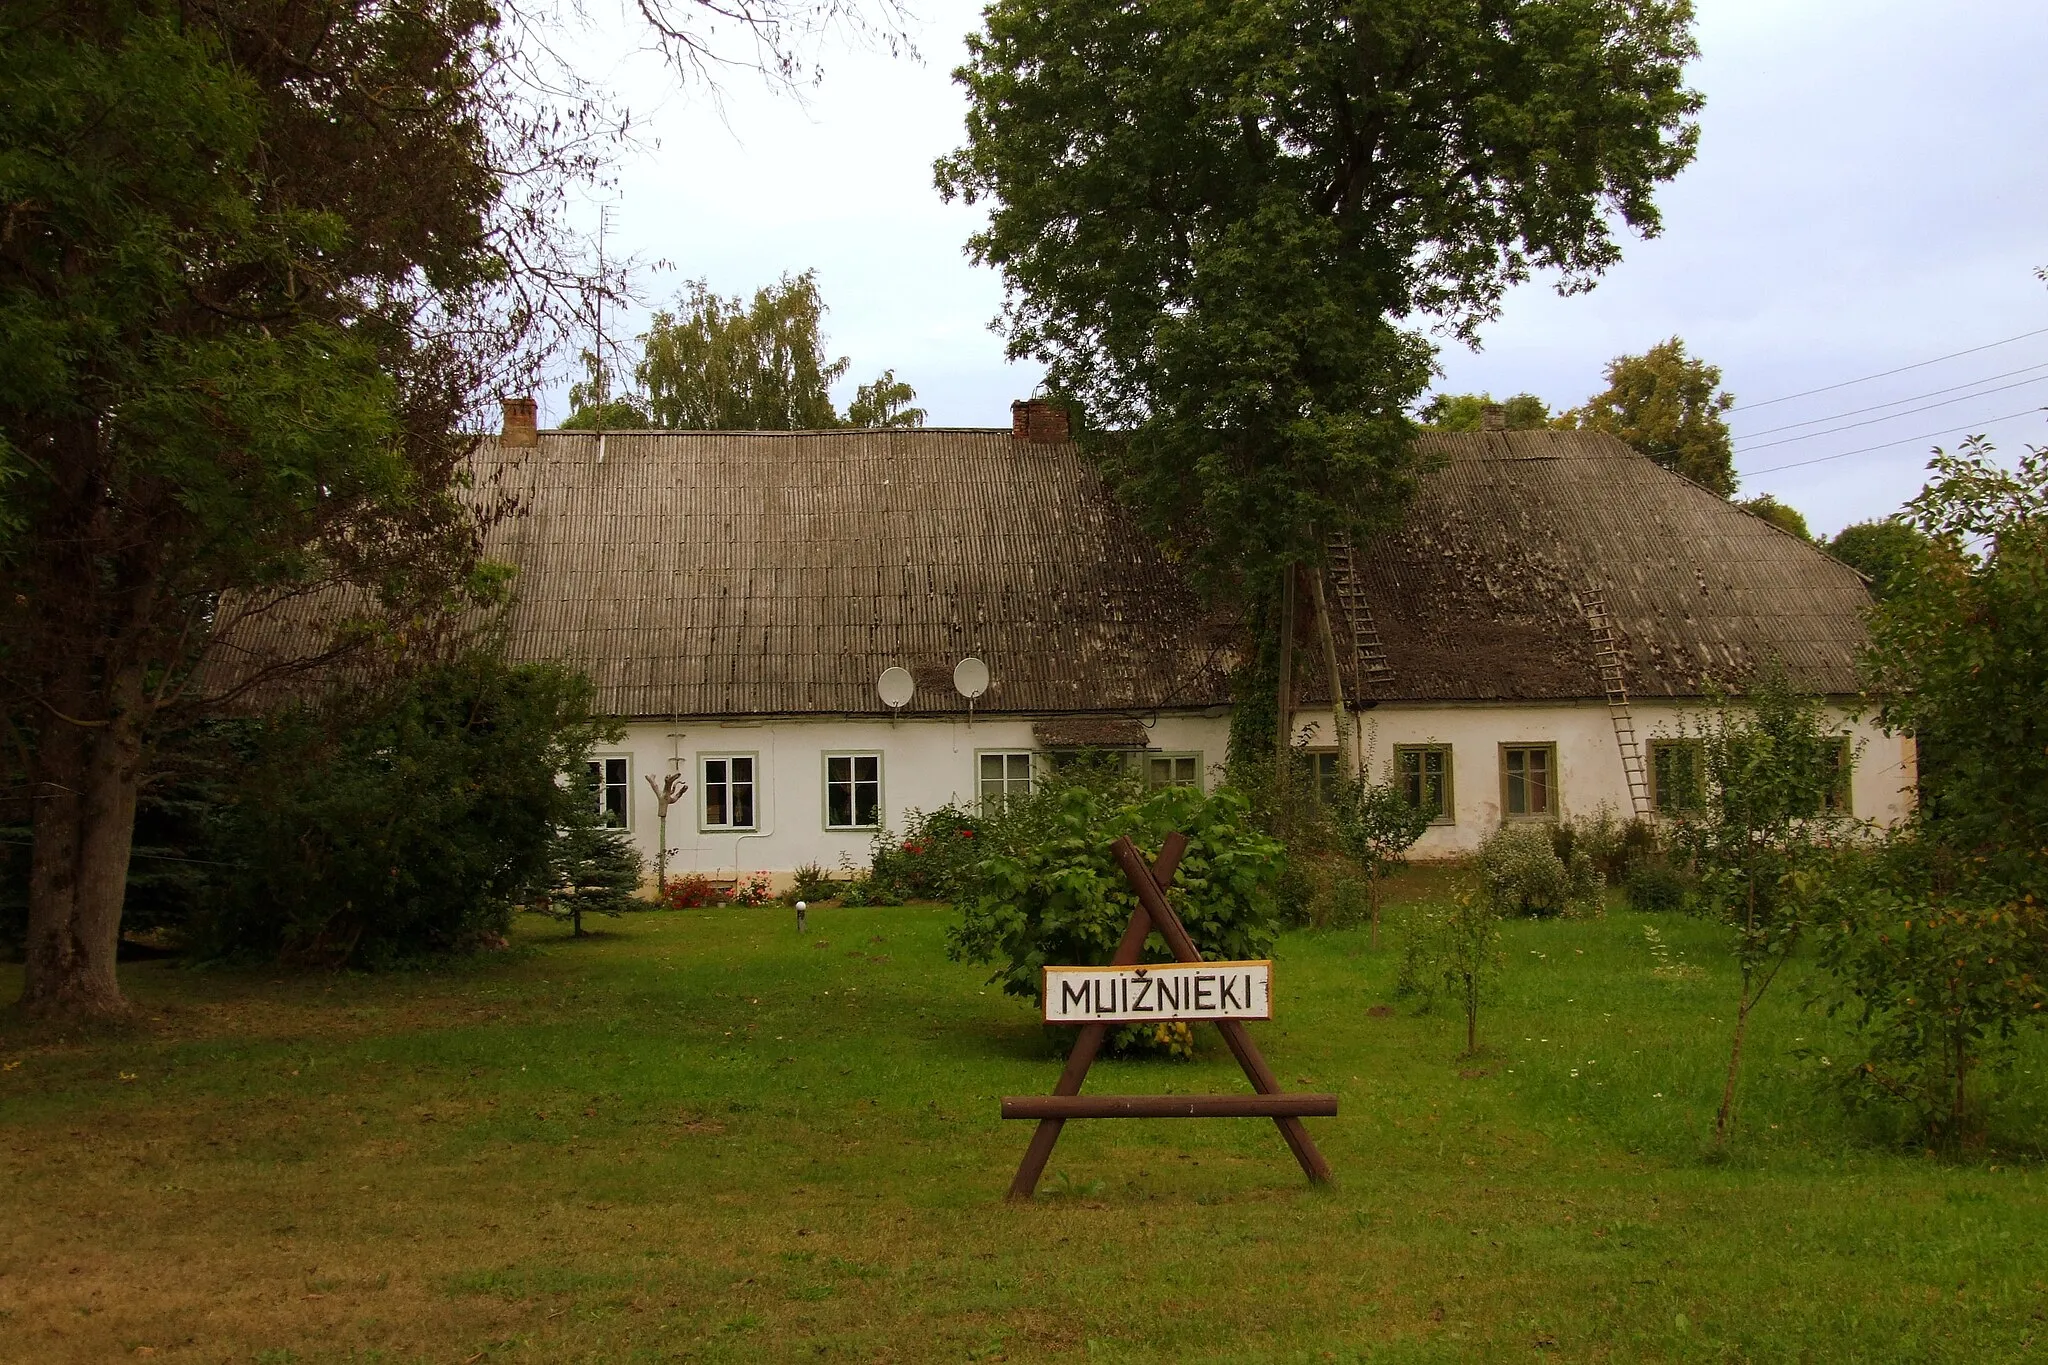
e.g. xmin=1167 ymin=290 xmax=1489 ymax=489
xmin=1002 ymin=832 xmax=1336 ymax=1199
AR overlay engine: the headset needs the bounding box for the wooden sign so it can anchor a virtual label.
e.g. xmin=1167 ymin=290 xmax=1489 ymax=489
xmin=1042 ymin=961 xmax=1272 ymax=1023
xmin=1000 ymin=833 xmax=1336 ymax=1199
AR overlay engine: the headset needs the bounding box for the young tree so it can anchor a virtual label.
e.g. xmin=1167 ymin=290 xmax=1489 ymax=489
xmin=1397 ymin=888 xmax=1503 ymax=1057
xmin=937 ymin=0 xmax=1703 ymax=765
xmin=1558 ymin=337 xmax=1737 ymax=496
xmin=1673 ymin=674 xmax=1853 ymax=1147
xmin=0 ymin=0 xmax=571 ymax=1018
xmin=845 ymin=369 xmax=927 ymax=429
xmin=1418 ymin=393 xmax=1553 ymax=431
xmin=1328 ymin=774 xmax=1432 ymax=951
xmin=542 ymin=768 xmax=644 ymax=937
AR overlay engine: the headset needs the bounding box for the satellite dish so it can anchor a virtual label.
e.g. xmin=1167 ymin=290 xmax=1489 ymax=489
xmin=877 ymin=666 xmax=914 ymax=710
xmin=953 ymin=657 xmax=989 ymax=700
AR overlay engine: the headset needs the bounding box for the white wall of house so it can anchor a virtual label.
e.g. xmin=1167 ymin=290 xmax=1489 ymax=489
xmin=590 ymin=699 xmax=1915 ymax=883
xmin=1304 ymin=698 xmax=1915 ymax=859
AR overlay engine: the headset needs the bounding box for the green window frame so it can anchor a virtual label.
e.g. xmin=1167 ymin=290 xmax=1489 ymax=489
xmin=700 ymin=753 xmax=757 ymax=831
xmin=1500 ymin=743 xmax=1558 ymax=820
xmin=1143 ymin=752 xmax=1203 ymax=791
xmin=1395 ymin=744 xmax=1453 ymax=824
xmin=587 ymin=755 xmax=631 ymax=828
xmin=1648 ymin=739 xmax=1704 ymax=815
xmin=824 ymin=752 xmax=883 ymax=830
xmin=977 ymin=750 xmax=1035 ymax=806
xmin=1303 ymin=750 xmax=1344 ymax=804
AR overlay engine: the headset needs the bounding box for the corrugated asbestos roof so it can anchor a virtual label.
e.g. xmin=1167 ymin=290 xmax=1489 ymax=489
xmin=1339 ymin=429 xmax=1870 ymax=702
xmin=472 ymin=429 xmax=1235 ymax=717
xmin=215 ymin=426 xmax=1872 ymax=716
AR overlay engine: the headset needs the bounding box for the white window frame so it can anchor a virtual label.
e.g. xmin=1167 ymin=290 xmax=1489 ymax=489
xmin=976 ymin=750 xmax=1037 ymax=807
xmin=699 ymin=753 xmax=759 ymax=832
xmin=588 ymin=754 xmax=631 ymax=829
xmin=823 ymin=752 xmax=884 ymax=831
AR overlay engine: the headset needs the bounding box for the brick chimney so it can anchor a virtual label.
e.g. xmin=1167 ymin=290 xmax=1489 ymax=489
xmin=1480 ymin=402 xmax=1506 ymax=432
xmin=501 ymin=396 xmax=539 ymax=448
xmin=1010 ymin=397 xmax=1071 ymax=443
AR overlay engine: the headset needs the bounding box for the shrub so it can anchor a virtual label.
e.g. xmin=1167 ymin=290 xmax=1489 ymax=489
xmin=730 ymin=872 xmax=774 ymax=907
xmin=532 ymin=767 xmax=643 ymax=936
xmin=948 ymin=778 xmax=1283 ymax=1056
xmin=1564 ymin=807 xmax=1660 ymax=883
xmin=193 ymin=656 xmax=614 ymax=967
xmin=1624 ymin=858 xmax=1693 ymax=914
xmin=658 ymin=874 xmax=728 ymax=909
xmin=790 ymin=862 xmax=835 ymax=903
xmin=1326 ymin=772 xmax=1433 ymax=947
xmin=1478 ymin=823 xmax=1603 ymax=919
xmin=1394 ymin=886 xmax=1503 ymax=1055
xmin=867 ymin=804 xmax=983 ymax=903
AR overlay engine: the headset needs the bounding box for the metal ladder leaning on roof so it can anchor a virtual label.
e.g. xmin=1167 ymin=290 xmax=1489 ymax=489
xmin=1326 ymin=535 xmax=1394 ymax=687
xmin=1584 ymin=589 xmax=1653 ymax=819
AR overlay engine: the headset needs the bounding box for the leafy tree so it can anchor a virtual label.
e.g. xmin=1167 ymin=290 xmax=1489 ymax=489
xmin=845 ymin=369 xmax=927 ymax=429
xmin=0 ymin=0 xmax=565 ymax=1018
xmin=1672 ymin=673 xmax=1855 ymax=1147
xmin=1559 ymin=337 xmax=1737 ymax=495
xmin=1738 ymin=493 xmax=1813 ymax=541
xmin=560 ymin=346 xmax=651 ymax=430
xmin=1829 ymin=517 xmax=1932 ymax=601
xmin=539 ymin=767 xmax=645 ymax=937
xmin=1862 ymin=436 xmax=2048 ymax=893
xmin=1418 ymin=393 xmax=1552 ymax=431
xmin=937 ymin=0 xmax=1703 ymax=767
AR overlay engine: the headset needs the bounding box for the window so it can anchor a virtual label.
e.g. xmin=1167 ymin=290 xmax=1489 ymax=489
xmin=1822 ymin=737 xmax=1854 ymax=815
xmin=1305 ymin=751 xmax=1344 ymax=804
xmin=1395 ymin=745 xmax=1453 ymax=823
xmin=1649 ymin=740 xmax=1704 ymax=815
xmin=587 ymin=756 xmax=629 ymax=828
xmin=1144 ymin=752 xmax=1202 ymax=790
xmin=1501 ymin=743 xmax=1557 ymax=819
xmin=701 ymin=754 xmax=756 ymax=830
xmin=826 ymin=753 xmax=882 ymax=829
xmin=978 ymin=751 xmax=1034 ymax=805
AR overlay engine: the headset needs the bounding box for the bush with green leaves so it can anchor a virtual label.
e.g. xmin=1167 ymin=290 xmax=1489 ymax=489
xmin=1326 ymin=772 xmax=1433 ymax=947
xmin=193 ymin=657 xmax=616 ymax=966
xmin=867 ymin=804 xmax=984 ymax=903
xmin=1478 ymin=823 xmax=1603 ymax=919
xmin=948 ymin=778 xmax=1284 ymax=1055
xmin=1624 ymin=858 xmax=1693 ymax=914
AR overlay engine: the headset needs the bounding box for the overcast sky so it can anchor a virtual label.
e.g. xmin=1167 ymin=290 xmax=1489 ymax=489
xmin=549 ymin=0 xmax=2048 ymax=537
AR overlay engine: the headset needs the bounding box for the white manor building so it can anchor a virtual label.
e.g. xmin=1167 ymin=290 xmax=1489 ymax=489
xmin=312 ymin=399 xmax=1921 ymax=882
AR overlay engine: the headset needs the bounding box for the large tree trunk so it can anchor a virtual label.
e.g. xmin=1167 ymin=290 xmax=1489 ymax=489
xmin=1306 ymin=567 xmax=1353 ymax=778
xmin=20 ymin=660 xmax=146 ymax=1020
xmin=1274 ymin=563 xmax=1298 ymax=782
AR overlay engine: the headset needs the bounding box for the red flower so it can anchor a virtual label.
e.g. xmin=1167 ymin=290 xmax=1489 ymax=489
xmin=957 ymin=828 xmax=975 ymax=838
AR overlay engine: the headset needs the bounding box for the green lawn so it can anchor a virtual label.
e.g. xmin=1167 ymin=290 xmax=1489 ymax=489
xmin=2 ymin=877 xmax=2044 ymax=1363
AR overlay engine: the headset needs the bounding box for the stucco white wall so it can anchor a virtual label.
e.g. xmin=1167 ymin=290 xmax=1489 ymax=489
xmin=1297 ymin=699 xmax=1915 ymax=859
xmin=596 ymin=701 xmax=1915 ymax=881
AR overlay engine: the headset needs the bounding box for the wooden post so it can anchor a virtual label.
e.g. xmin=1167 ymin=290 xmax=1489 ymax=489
xmin=1275 ymin=563 xmax=1298 ymax=782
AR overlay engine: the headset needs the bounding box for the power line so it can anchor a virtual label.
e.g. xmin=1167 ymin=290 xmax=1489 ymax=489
xmin=1731 ymin=325 xmax=2048 ymax=412
xmin=1734 ymin=357 xmax=2048 ymax=440
xmin=1733 ymin=372 xmax=2048 ymax=453
xmin=1740 ymin=404 xmax=2046 ymax=477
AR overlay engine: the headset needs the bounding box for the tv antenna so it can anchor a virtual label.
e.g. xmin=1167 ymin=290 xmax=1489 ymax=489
xmin=878 ymin=666 xmax=914 ymax=720
xmin=953 ymin=656 xmax=989 ymax=724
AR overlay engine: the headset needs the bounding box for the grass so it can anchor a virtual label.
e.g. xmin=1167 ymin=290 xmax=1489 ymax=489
xmin=2 ymin=871 xmax=2045 ymax=1363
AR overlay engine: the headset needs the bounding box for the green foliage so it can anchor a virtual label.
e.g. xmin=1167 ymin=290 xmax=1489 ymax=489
xmin=862 ymin=805 xmax=984 ymax=904
xmin=937 ymin=0 xmax=1701 ymax=594
xmin=570 ymin=271 xmax=927 ymax=434
xmin=1828 ymin=517 xmax=1932 ymax=601
xmin=536 ymin=768 xmax=645 ymax=936
xmin=1558 ymin=337 xmax=1738 ymax=496
xmin=1479 ymin=824 xmax=1603 ymax=919
xmin=948 ymin=780 xmax=1284 ymax=1053
xmin=1395 ymin=887 xmax=1504 ymax=1055
xmin=196 ymin=658 xmax=616 ymax=966
xmin=1625 ymin=858 xmax=1694 ymax=915
xmin=1862 ymin=437 xmax=2048 ymax=897
xmin=1738 ymin=494 xmax=1814 ymax=541
xmin=1418 ymin=393 xmax=1553 ymax=431
xmin=1326 ymin=772 xmax=1433 ymax=944
xmin=658 ymin=874 xmax=729 ymax=910
xmin=790 ymin=863 xmax=836 ymax=903
xmin=1672 ymin=671 xmax=1857 ymax=1143
xmin=1813 ymin=844 xmax=2046 ymax=1146
xmin=844 ymin=369 xmax=927 ymax=429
